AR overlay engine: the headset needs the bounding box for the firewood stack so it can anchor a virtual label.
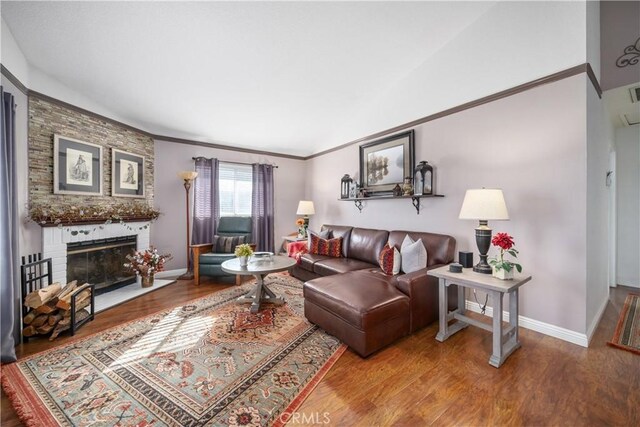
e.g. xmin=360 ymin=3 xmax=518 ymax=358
xmin=22 ymin=280 xmax=93 ymax=341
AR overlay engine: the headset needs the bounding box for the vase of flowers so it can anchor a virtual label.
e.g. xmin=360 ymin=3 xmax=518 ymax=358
xmin=489 ymin=232 xmax=522 ymax=280
xmin=235 ymin=243 xmax=254 ymax=267
xmin=124 ymin=247 xmax=172 ymax=287
xmin=296 ymin=218 xmax=307 ymax=238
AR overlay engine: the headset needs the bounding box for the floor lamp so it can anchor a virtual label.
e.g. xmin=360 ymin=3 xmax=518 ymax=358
xmin=177 ymin=171 xmax=198 ymax=280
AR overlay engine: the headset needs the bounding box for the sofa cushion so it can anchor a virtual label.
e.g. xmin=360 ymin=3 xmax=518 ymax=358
xmin=378 ymin=244 xmax=401 ymax=275
xmin=400 ymin=235 xmax=428 ymax=273
xmin=348 ymin=228 xmax=389 ymax=265
xmin=199 ymin=252 xmax=236 ymax=265
xmin=389 ymin=230 xmax=455 ymax=267
xmin=304 ymin=271 xmax=410 ymax=330
xmin=313 ymin=258 xmax=377 ymax=276
xmin=309 ymin=235 xmax=343 ymax=258
xmin=298 ymin=253 xmax=331 ymax=272
xmin=321 ymin=225 xmax=353 ymax=258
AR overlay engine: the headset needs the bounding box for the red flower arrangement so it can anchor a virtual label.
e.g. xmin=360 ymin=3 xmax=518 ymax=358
xmin=124 ymin=247 xmax=172 ymax=277
xmin=489 ymin=232 xmax=522 ymax=275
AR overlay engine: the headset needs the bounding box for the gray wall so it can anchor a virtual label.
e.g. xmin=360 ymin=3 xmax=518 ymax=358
xmin=306 ymin=74 xmax=592 ymax=334
xmin=151 ymin=140 xmax=307 ymax=271
xmin=600 ymin=1 xmax=640 ymax=91
xmin=615 ymin=125 xmax=640 ymax=287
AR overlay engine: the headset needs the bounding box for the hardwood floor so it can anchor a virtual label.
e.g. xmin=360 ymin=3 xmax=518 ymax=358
xmin=2 ymin=278 xmax=638 ymax=426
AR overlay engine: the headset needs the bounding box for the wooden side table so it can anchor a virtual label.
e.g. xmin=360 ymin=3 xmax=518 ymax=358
xmin=428 ymin=265 xmax=532 ymax=368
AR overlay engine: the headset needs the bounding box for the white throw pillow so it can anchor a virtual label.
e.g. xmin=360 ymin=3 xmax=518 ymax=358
xmin=392 ymin=246 xmax=402 ymax=275
xmin=400 ymin=235 xmax=428 ymax=273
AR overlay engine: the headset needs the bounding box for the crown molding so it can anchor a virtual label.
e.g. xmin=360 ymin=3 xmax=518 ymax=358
xmin=306 ymin=63 xmax=602 ymax=159
xmin=2 ymin=62 xmax=602 ymax=161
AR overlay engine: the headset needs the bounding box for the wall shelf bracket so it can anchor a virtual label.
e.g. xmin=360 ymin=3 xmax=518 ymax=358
xmin=354 ymin=200 xmax=364 ymax=213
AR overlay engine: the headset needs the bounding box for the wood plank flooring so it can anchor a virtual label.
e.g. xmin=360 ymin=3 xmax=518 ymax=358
xmin=2 ymin=277 xmax=638 ymax=426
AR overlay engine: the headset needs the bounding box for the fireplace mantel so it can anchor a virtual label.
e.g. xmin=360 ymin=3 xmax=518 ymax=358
xmin=42 ymin=222 xmax=150 ymax=284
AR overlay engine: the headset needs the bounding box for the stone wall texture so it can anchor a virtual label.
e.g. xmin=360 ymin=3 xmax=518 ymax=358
xmin=28 ymin=96 xmax=154 ymax=209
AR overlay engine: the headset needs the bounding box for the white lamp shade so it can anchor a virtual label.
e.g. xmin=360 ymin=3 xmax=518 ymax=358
xmin=178 ymin=171 xmax=198 ymax=181
xmin=458 ymin=189 xmax=509 ymax=220
xmin=296 ymin=200 xmax=315 ymax=215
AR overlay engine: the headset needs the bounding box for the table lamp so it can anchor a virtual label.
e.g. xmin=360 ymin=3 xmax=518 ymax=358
xmin=177 ymin=170 xmax=198 ymax=280
xmin=458 ymin=188 xmax=509 ymax=274
xmin=296 ymin=200 xmax=315 ymax=237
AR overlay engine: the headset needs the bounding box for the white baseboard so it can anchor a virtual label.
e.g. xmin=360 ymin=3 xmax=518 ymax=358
xmin=586 ymin=295 xmax=609 ymax=344
xmin=464 ymin=300 xmax=589 ymax=348
xmin=154 ymin=268 xmax=186 ymax=279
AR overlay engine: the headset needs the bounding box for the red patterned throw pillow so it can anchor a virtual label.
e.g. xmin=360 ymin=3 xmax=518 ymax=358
xmin=379 ymin=243 xmax=401 ymax=275
xmin=309 ymin=234 xmax=342 ymax=258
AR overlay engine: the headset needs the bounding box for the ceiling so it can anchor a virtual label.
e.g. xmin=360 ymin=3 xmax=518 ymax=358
xmin=1 ymin=1 xmax=494 ymax=156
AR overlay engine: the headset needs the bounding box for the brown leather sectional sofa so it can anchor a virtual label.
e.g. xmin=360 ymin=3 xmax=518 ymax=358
xmin=292 ymin=225 xmax=456 ymax=357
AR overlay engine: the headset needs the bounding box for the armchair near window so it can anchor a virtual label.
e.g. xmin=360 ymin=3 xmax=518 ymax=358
xmin=192 ymin=216 xmax=253 ymax=285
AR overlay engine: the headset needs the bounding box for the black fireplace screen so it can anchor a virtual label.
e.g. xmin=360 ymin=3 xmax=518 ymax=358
xmin=67 ymin=236 xmax=137 ymax=293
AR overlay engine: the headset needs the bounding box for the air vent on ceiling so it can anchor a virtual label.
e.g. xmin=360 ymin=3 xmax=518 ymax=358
xmin=630 ymin=85 xmax=640 ymax=103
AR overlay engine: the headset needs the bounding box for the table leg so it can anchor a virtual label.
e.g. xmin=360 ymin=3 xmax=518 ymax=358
xmin=489 ymin=290 xmax=504 ymax=368
xmin=250 ymin=274 xmax=264 ymax=313
xmin=435 ymin=278 xmax=449 ymax=342
xmin=457 ymin=284 xmax=466 ymax=315
xmin=510 ymin=288 xmax=520 ymax=344
xmin=236 ymin=273 xmax=286 ymax=312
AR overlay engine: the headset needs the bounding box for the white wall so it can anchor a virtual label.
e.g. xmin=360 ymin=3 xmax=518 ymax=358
xmin=585 ymin=79 xmax=613 ymax=339
xmin=321 ymin=0 xmax=587 ymax=153
xmin=307 ymin=75 xmax=589 ymax=334
xmin=152 ymin=140 xmax=307 ymax=271
xmin=615 ymin=125 xmax=640 ymax=287
xmin=1 ymin=17 xmax=29 ymax=85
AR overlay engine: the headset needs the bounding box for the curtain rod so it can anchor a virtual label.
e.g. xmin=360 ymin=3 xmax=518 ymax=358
xmin=192 ymin=157 xmax=278 ymax=168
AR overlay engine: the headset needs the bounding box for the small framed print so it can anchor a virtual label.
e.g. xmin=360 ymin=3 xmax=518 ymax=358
xmin=112 ymin=149 xmax=145 ymax=198
xmin=54 ymin=135 xmax=103 ymax=195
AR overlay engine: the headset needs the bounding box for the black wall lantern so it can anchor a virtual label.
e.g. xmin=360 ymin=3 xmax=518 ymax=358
xmin=414 ymin=161 xmax=433 ymax=196
xmin=341 ymin=174 xmax=353 ymax=199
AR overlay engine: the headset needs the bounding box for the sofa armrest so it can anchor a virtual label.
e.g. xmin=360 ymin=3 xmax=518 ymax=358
xmin=190 ymin=244 xmax=213 ymax=286
xmin=395 ymin=264 xmax=452 ymax=332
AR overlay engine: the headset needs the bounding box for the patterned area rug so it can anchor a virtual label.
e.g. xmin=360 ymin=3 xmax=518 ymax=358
xmin=2 ymin=274 xmax=346 ymax=426
xmin=607 ymin=293 xmax=640 ymax=355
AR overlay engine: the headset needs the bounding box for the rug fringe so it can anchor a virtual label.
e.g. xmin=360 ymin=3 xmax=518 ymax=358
xmin=1 ymin=366 xmax=45 ymax=427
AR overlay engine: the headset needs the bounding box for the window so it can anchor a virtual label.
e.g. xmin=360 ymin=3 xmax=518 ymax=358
xmin=219 ymin=162 xmax=252 ymax=216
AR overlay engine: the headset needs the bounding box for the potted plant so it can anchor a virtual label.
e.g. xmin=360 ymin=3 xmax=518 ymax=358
xmin=489 ymin=232 xmax=522 ymax=280
xmin=234 ymin=243 xmax=254 ymax=267
xmin=124 ymin=247 xmax=172 ymax=287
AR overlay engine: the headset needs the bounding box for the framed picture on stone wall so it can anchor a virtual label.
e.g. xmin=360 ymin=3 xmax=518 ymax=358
xmin=53 ymin=134 xmax=103 ymax=195
xmin=112 ymin=149 xmax=145 ymax=198
xmin=359 ymin=130 xmax=414 ymax=194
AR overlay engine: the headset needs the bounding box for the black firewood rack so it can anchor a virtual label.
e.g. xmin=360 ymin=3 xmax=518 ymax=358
xmin=20 ymin=253 xmax=95 ymax=342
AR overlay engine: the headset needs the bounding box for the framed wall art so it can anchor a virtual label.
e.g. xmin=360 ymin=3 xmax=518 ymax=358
xmin=112 ymin=149 xmax=145 ymax=198
xmin=359 ymin=130 xmax=415 ymax=194
xmin=53 ymin=134 xmax=103 ymax=195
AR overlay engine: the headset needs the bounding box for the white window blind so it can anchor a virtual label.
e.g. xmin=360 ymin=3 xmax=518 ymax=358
xmin=219 ymin=163 xmax=252 ymax=216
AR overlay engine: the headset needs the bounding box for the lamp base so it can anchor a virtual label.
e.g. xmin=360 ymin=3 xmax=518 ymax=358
xmin=474 ymin=221 xmax=493 ymax=274
xmin=473 ymin=263 xmax=493 ymax=274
